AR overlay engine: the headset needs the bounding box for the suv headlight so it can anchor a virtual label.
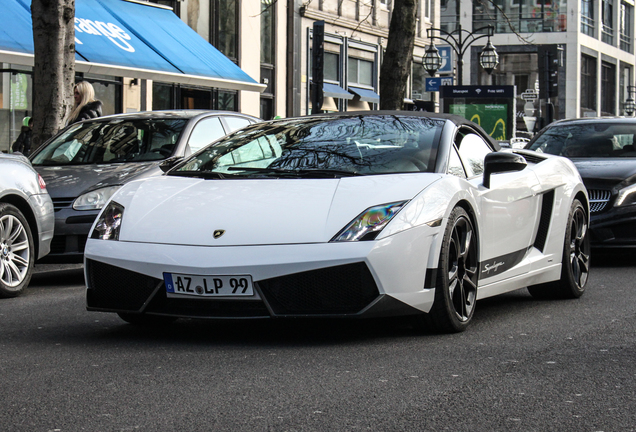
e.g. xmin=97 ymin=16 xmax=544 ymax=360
xmin=616 ymin=183 xmax=636 ymax=207
xmin=90 ymin=201 xmax=124 ymax=240
xmin=331 ymin=201 xmax=407 ymax=242
xmin=73 ymin=186 xmax=121 ymax=210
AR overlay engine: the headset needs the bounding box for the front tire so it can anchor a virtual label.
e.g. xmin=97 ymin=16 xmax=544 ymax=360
xmin=421 ymin=206 xmax=479 ymax=333
xmin=0 ymin=203 xmax=35 ymax=298
xmin=528 ymin=198 xmax=590 ymax=299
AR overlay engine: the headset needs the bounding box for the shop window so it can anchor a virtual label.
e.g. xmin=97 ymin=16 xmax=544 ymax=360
xmin=152 ymin=82 xmax=174 ymax=110
xmin=181 ymin=87 xmax=212 ymax=109
xmin=217 ymin=90 xmax=238 ymax=111
xmin=81 ymin=74 xmax=122 ymax=117
xmin=0 ymin=68 xmax=33 ymax=153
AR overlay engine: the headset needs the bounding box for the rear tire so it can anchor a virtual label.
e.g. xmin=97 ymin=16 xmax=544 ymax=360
xmin=418 ymin=206 xmax=479 ymax=333
xmin=0 ymin=203 xmax=35 ymax=298
xmin=528 ymin=198 xmax=590 ymax=299
xmin=117 ymin=312 xmax=178 ymax=326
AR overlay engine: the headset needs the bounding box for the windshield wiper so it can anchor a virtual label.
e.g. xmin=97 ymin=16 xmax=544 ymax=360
xmin=227 ymin=167 xmax=362 ymax=178
xmin=168 ymin=170 xmax=227 ymax=179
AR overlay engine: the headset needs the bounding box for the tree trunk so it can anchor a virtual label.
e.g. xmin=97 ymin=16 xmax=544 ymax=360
xmin=31 ymin=0 xmax=75 ymax=151
xmin=379 ymin=0 xmax=417 ymax=110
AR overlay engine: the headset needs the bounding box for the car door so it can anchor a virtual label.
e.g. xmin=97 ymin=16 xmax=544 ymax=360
xmin=455 ymin=128 xmax=541 ymax=283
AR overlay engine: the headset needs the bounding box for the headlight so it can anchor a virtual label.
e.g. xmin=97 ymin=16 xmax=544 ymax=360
xmin=73 ymin=186 xmax=121 ymax=210
xmin=90 ymin=201 xmax=124 ymax=240
xmin=331 ymin=201 xmax=407 ymax=242
xmin=615 ymin=183 xmax=636 ymax=207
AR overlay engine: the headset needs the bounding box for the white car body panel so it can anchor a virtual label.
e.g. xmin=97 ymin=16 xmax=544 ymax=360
xmin=118 ymin=174 xmax=442 ymax=246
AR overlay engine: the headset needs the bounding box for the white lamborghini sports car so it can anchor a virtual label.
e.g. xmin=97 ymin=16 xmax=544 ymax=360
xmin=84 ymin=112 xmax=590 ymax=333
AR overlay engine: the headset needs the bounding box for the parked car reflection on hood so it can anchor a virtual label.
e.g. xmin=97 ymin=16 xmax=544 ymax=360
xmin=29 ymin=110 xmax=260 ymax=263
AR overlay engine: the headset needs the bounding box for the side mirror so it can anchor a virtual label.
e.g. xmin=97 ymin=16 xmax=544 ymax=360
xmin=159 ymin=156 xmax=183 ymax=173
xmin=483 ymin=152 xmax=527 ymax=189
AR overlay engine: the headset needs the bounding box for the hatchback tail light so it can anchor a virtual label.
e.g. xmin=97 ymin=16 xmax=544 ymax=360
xmin=37 ymin=174 xmax=47 ymax=190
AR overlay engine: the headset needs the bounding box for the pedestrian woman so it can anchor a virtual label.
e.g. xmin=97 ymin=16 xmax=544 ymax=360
xmin=12 ymin=117 xmax=33 ymax=156
xmin=68 ymin=81 xmax=103 ymax=125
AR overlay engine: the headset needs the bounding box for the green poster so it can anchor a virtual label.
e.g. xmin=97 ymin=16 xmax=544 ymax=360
xmin=10 ymin=73 xmax=29 ymax=110
xmin=450 ymin=103 xmax=508 ymax=141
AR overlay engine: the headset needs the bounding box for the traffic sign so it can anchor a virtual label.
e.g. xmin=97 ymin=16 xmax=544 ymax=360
xmin=437 ymin=46 xmax=453 ymax=74
xmin=521 ymin=89 xmax=539 ymax=102
xmin=425 ymin=77 xmax=454 ymax=92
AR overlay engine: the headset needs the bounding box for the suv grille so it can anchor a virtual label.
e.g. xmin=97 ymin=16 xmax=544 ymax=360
xmin=258 ymin=262 xmax=379 ymax=315
xmin=588 ymin=189 xmax=611 ymax=213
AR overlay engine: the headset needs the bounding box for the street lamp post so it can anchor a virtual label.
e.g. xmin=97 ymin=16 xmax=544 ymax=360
xmin=423 ymin=25 xmax=499 ymax=85
xmin=625 ymin=85 xmax=636 ymax=116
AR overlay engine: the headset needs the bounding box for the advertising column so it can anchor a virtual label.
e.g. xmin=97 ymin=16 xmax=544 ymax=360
xmin=441 ymin=85 xmax=516 ymax=141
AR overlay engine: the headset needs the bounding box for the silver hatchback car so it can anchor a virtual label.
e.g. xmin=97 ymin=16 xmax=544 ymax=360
xmin=0 ymin=153 xmax=54 ymax=297
xmin=29 ymin=110 xmax=260 ymax=263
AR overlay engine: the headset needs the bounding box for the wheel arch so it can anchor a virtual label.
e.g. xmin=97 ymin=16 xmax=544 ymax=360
xmin=452 ymin=198 xmax=481 ymax=263
xmin=0 ymin=194 xmax=39 ymax=258
xmin=574 ymin=190 xmax=589 ymax=216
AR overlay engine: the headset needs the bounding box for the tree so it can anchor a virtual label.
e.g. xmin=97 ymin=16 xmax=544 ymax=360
xmin=30 ymin=0 xmax=75 ymax=151
xmin=379 ymin=0 xmax=417 ymax=110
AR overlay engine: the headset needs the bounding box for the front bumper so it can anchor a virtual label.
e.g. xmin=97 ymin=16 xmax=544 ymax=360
xmin=590 ymin=204 xmax=636 ymax=247
xmin=28 ymin=193 xmax=55 ymax=260
xmin=38 ymin=206 xmax=98 ymax=263
xmin=84 ymin=226 xmax=439 ymax=319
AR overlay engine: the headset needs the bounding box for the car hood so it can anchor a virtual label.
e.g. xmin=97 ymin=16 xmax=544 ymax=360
xmin=33 ymin=162 xmax=161 ymax=199
xmin=118 ymin=174 xmax=441 ymax=246
xmin=572 ymin=158 xmax=636 ymax=182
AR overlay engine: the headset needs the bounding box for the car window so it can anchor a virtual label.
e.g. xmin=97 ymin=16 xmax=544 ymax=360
xmin=448 ymin=146 xmax=466 ymax=178
xmin=528 ymin=123 xmax=636 ymax=157
xmin=224 ymin=116 xmax=253 ymax=134
xmin=187 ymin=117 xmax=226 ymax=153
xmin=31 ymin=119 xmax=188 ymax=165
xmin=456 ymin=132 xmax=492 ymax=177
xmin=173 ymin=115 xmax=444 ymax=177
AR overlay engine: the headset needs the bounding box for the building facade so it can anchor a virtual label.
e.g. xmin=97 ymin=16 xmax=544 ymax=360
xmin=440 ymin=0 xmax=635 ymax=134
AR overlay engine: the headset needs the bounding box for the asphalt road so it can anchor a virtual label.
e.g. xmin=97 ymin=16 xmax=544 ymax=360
xmin=1 ymin=252 xmax=635 ymax=432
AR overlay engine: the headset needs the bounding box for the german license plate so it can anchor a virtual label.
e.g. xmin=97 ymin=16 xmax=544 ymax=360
xmin=164 ymin=273 xmax=254 ymax=297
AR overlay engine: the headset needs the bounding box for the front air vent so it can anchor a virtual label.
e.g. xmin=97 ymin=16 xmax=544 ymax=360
xmin=534 ymin=190 xmax=555 ymax=252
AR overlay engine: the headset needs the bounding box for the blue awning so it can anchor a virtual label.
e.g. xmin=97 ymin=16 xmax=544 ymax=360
xmin=349 ymin=87 xmax=380 ymax=103
xmin=2 ymin=0 xmax=264 ymax=93
xmin=323 ymin=83 xmax=354 ymax=100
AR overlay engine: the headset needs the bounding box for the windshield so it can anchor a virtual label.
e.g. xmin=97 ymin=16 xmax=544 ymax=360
xmin=527 ymin=123 xmax=636 ymax=158
xmin=32 ymin=118 xmax=188 ymax=165
xmin=171 ymin=115 xmax=443 ymax=178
